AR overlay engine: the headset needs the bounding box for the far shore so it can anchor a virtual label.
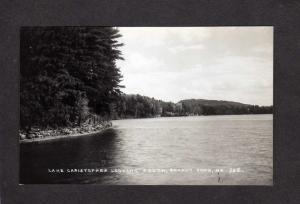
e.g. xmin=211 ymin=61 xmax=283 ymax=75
xmin=20 ymin=127 xmax=111 ymax=144
xmin=112 ymin=113 xmax=273 ymax=120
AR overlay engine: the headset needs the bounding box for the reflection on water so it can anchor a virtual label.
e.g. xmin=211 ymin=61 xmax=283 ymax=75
xmin=20 ymin=129 xmax=119 ymax=184
xmin=20 ymin=114 xmax=273 ymax=185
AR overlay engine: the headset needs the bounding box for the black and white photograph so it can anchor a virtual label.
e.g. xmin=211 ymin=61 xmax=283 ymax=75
xmin=20 ymin=26 xmax=273 ymax=185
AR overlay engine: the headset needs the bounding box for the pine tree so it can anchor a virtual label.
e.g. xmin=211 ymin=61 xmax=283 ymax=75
xmin=20 ymin=27 xmax=124 ymax=130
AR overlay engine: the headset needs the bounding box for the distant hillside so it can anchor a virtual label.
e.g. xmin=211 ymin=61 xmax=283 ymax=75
xmin=179 ymin=99 xmax=250 ymax=107
xmin=177 ymin=99 xmax=272 ymax=116
xmin=111 ymin=94 xmax=273 ymax=119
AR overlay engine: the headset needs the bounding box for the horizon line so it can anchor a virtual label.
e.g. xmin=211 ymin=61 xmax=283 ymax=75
xmin=121 ymin=92 xmax=273 ymax=107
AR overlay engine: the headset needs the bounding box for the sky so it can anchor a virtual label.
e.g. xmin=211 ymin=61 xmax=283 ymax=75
xmin=116 ymin=27 xmax=273 ymax=106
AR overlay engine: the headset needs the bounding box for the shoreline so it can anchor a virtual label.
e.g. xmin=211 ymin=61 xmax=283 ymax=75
xmin=113 ymin=113 xmax=273 ymax=120
xmin=20 ymin=127 xmax=111 ymax=144
xmin=20 ymin=120 xmax=112 ymax=144
xmin=20 ymin=114 xmax=272 ymax=143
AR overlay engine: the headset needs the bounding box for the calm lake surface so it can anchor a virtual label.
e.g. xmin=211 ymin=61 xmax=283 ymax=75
xmin=20 ymin=114 xmax=273 ymax=185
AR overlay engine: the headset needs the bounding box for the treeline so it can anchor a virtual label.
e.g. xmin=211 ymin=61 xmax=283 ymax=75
xmin=20 ymin=27 xmax=123 ymax=131
xmin=178 ymin=99 xmax=273 ymax=116
xmin=110 ymin=94 xmax=174 ymax=119
xmin=110 ymin=94 xmax=273 ymax=119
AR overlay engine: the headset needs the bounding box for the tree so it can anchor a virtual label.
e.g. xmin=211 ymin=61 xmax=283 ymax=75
xmin=20 ymin=27 xmax=124 ymax=130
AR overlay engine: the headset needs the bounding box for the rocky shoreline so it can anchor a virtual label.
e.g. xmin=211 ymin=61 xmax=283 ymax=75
xmin=19 ymin=121 xmax=112 ymax=144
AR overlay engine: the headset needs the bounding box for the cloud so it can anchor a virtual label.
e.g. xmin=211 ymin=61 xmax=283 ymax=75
xmin=168 ymin=44 xmax=205 ymax=54
xmin=118 ymin=52 xmax=164 ymax=74
xmin=116 ymin=27 xmax=273 ymax=106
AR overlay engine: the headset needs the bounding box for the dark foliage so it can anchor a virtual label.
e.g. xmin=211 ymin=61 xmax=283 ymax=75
xmin=20 ymin=27 xmax=123 ymax=130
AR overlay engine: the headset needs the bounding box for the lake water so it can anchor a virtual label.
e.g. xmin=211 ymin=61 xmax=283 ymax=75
xmin=20 ymin=114 xmax=273 ymax=185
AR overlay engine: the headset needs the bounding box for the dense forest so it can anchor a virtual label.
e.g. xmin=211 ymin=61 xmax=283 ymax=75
xmin=20 ymin=27 xmax=124 ymax=132
xmin=110 ymin=94 xmax=273 ymax=119
xmin=20 ymin=27 xmax=273 ymax=135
